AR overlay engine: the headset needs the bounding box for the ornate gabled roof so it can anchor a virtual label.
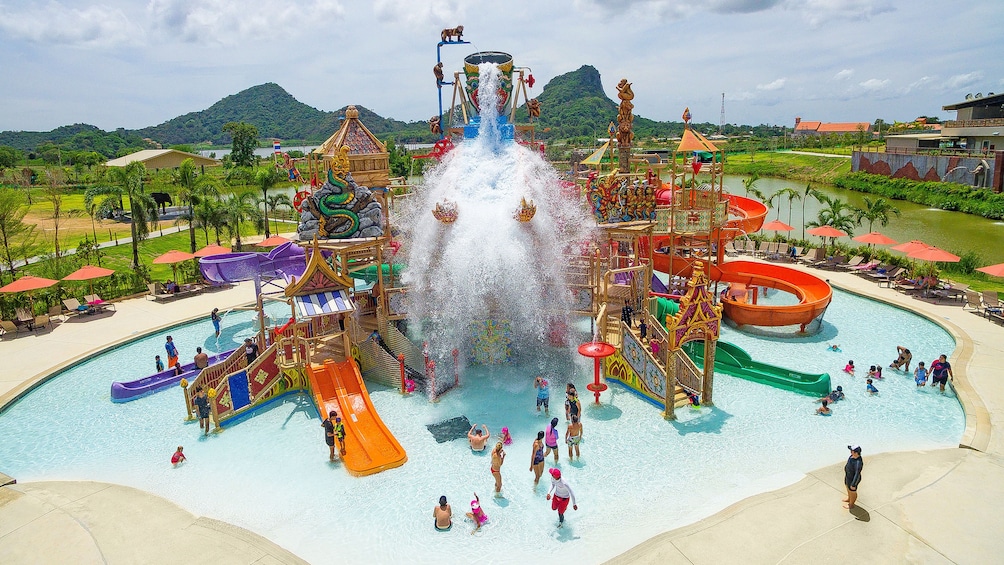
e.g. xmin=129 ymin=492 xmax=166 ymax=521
xmin=665 ymin=263 xmax=722 ymax=349
xmin=284 ymin=239 xmax=354 ymax=297
xmin=676 ymin=127 xmax=720 ymax=153
xmin=313 ymin=105 xmax=387 ymax=157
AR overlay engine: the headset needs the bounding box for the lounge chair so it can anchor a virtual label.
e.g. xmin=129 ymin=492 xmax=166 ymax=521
xmin=982 ymin=291 xmax=1002 ymax=317
xmin=63 ymin=298 xmax=92 ymax=315
xmin=85 ymin=294 xmax=116 ymax=312
xmin=33 ymin=314 xmax=50 ymax=330
xmin=15 ymin=308 xmax=33 ymax=325
xmin=819 ymin=255 xmax=847 ymax=270
xmin=800 ymin=248 xmax=825 ymax=266
xmin=873 ymin=267 xmax=906 ymax=287
xmin=0 ymin=319 xmax=26 ymax=336
xmin=850 ymin=259 xmax=881 ymax=272
xmin=724 ymin=241 xmax=738 ymax=257
xmin=47 ymin=305 xmax=64 ymax=322
xmin=963 ymin=290 xmax=985 ymax=315
xmin=766 ymin=243 xmax=788 ymax=261
xmin=836 ymin=256 xmax=865 ymax=270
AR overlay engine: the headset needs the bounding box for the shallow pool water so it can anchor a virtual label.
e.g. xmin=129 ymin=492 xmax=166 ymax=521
xmin=0 ymin=290 xmax=962 ymax=564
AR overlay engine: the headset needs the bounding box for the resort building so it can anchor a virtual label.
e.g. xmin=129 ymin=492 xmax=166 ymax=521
xmin=942 ymin=92 xmax=1004 ymax=154
xmin=105 ymin=149 xmax=221 ymax=170
xmin=792 ymin=118 xmax=872 ymax=137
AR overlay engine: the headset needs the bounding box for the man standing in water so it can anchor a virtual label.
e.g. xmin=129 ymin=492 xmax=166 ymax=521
xmin=322 ymin=410 xmax=339 ymax=461
xmin=193 ymin=347 xmax=209 ymax=369
xmin=844 ymin=445 xmax=863 ymax=509
xmin=546 ymin=468 xmax=577 ymax=527
xmin=490 ymin=442 xmax=506 ymax=496
xmin=468 ymin=424 xmax=490 ymax=452
xmin=193 ymin=386 xmax=211 ymax=436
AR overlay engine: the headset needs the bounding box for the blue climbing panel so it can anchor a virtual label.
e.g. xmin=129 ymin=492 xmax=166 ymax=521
xmin=228 ymin=371 xmax=251 ymax=411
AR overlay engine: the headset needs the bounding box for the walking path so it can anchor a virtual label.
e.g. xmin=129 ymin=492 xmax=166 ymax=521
xmin=784 ymin=150 xmax=853 ymax=159
xmin=1 ymin=259 xmax=1002 ymax=564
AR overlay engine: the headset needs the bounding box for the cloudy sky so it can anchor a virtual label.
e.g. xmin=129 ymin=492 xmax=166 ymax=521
xmin=1 ymin=0 xmax=1001 ymax=132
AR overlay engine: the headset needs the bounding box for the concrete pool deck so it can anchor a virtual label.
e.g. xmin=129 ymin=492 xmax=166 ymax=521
xmin=1 ymin=265 xmax=1002 ymax=563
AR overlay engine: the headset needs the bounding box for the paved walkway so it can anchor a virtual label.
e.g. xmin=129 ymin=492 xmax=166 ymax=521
xmin=1 ymin=259 xmax=1003 ymax=564
xmin=784 ymin=150 xmax=853 ymax=159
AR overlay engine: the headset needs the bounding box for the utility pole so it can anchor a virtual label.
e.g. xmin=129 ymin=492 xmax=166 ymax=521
xmin=719 ymin=93 xmax=725 ymax=135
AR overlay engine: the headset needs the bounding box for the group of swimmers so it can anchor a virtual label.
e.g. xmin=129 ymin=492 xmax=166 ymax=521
xmin=819 ymin=345 xmax=955 ymax=414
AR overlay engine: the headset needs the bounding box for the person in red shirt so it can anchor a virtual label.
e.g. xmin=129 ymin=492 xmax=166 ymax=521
xmin=171 ymin=446 xmax=186 ymax=466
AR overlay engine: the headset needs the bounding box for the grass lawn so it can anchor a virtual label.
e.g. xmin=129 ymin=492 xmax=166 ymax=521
xmin=725 ymin=151 xmax=852 ymax=183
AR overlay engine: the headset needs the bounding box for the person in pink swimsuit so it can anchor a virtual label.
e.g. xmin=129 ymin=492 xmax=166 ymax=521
xmin=465 ymin=493 xmax=488 ymax=534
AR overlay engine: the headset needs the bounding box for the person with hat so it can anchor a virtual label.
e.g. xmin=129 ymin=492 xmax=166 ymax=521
xmin=546 ymin=468 xmax=577 ymax=527
xmin=844 ymin=445 xmax=863 ymax=509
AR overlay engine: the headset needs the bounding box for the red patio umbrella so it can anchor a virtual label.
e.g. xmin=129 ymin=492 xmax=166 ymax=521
xmin=152 ymin=250 xmax=196 ymax=264
xmin=194 ymin=244 xmax=232 ymax=258
xmin=806 ymin=226 xmax=847 ymax=238
xmin=256 ymin=235 xmax=291 ymax=248
xmin=852 ymin=231 xmax=897 ymax=246
xmin=62 ymin=265 xmax=116 ymax=297
xmin=976 ymin=263 xmax=1004 ymax=277
xmin=908 ymin=246 xmax=960 ymax=263
xmin=890 ymin=240 xmax=928 ymax=254
xmin=0 ymin=275 xmax=59 ymax=293
xmin=762 ymin=219 xmax=794 ymax=232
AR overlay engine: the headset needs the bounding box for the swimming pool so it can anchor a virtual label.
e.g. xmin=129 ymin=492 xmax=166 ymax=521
xmin=0 ymin=289 xmax=962 ymax=564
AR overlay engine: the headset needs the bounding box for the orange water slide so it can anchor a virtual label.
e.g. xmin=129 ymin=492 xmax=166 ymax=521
xmin=307 ymin=359 xmax=407 ymax=476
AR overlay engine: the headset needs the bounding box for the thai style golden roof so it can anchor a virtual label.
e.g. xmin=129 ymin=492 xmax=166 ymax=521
xmin=313 ymin=105 xmax=387 ymax=157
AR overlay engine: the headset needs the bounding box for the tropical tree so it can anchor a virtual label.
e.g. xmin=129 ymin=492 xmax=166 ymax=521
xmin=772 ymin=187 xmax=802 ymax=225
xmin=222 ymin=122 xmax=259 ymax=168
xmin=86 ymin=161 xmax=158 ymax=267
xmin=42 ymin=169 xmax=67 ymax=263
xmin=253 ymin=166 xmax=284 ymax=237
xmin=174 ymin=158 xmax=223 ymax=252
xmin=856 ymin=196 xmax=900 ymax=234
xmin=800 ymin=183 xmax=823 ymax=241
xmin=264 ymin=193 xmax=293 ymax=236
xmin=741 ymin=173 xmax=760 ymax=198
xmin=193 ymin=198 xmax=226 ymax=246
xmin=0 ymin=187 xmax=38 ymax=282
xmin=220 ymin=190 xmax=264 ymax=251
xmin=807 ymin=194 xmax=860 ymax=253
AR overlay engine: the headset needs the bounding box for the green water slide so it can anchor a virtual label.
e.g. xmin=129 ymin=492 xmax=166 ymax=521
xmin=349 ymin=263 xmax=406 ymax=283
xmin=651 ymin=297 xmax=680 ymax=329
xmin=683 ymin=340 xmax=831 ymax=397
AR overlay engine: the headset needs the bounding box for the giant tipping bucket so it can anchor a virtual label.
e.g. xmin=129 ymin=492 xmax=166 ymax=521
xmin=464 ymin=51 xmax=513 ymax=114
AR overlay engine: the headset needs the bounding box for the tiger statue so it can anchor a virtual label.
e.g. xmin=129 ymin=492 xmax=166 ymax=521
xmin=441 ymin=25 xmax=464 ymax=43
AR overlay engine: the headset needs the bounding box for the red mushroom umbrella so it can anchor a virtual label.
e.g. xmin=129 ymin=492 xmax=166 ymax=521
xmin=976 ymin=263 xmax=1004 ymax=277
xmin=256 ymin=235 xmax=291 ymax=248
xmin=762 ymin=219 xmax=794 ymax=232
xmin=852 ymin=231 xmax=897 ymax=246
xmin=577 ymin=341 xmax=616 ymax=404
xmin=908 ymin=246 xmax=960 ymax=263
xmin=194 ymin=244 xmax=232 ymax=257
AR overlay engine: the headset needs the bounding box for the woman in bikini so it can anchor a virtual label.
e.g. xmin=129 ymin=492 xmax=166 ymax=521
xmin=530 ymin=431 xmax=546 ymax=485
xmin=490 ymin=442 xmax=505 ymax=495
xmin=565 ymin=415 xmax=583 ymax=459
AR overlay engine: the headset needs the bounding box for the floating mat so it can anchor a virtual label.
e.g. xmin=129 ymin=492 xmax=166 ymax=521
xmin=426 ymin=416 xmax=472 ymax=443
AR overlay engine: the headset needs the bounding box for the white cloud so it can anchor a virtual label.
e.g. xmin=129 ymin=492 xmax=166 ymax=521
xmin=944 ymin=71 xmax=983 ymax=90
xmin=858 ymin=78 xmax=890 ymax=91
xmin=757 ymin=78 xmax=786 ymax=91
xmin=147 ymin=0 xmax=344 ymax=44
xmin=730 ymin=91 xmax=756 ymax=101
xmin=0 ymin=1 xmax=136 ymax=47
xmin=372 ymin=0 xmax=466 ymax=26
xmin=791 ymin=0 xmax=895 ymax=26
xmin=904 ymin=75 xmax=932 ymax=93
xmin=833 ymin=69 xmax=854 ymax=80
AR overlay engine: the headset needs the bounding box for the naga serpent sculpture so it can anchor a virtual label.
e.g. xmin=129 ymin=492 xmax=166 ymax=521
xmin=306 ymin=168 xmax=360 ymax=238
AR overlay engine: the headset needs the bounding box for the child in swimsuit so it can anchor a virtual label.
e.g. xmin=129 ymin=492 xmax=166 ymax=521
xmin=500 ymin=426 xmax=512 ymax=446
xmin=565 ymin=415 xmax=583 ymax=459
xmin=171 ymin=446 xmax=186 ymax=466
xmin=867 ymin=365 xmax=878 ymax=379
xmin=843 ymin=360 xmax=855 ymax=375
xmin=866 ymin=378 xmax=878 ymax=395
xmin=914 ymin=362 xmax=928 ymax=387
xmin=465 ymin=494 xmax=488 ymax=534
xmin=544 ymin=418 xmax=560 ymax=462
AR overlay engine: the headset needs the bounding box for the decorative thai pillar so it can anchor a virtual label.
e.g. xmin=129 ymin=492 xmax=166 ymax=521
xmin=616 ymin=79 xmax=634 ymax=173
xmin=702 ymin=339 xmax=716 ymax=407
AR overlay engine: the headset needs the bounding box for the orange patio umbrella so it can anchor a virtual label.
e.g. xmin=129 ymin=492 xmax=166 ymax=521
xmin=762 ymin=219 xmax=794 ymax=232
xmin=62 ymin=265 xmax=115 ymax=297
xmin=806 ymin=226 xmax=847 ymax=238
xmin=853 ymin=231 xmax=897 ymax=246
xmin=908 ymin=246 xmax=960 ymax=263
xmin=890 ymin=240 xmax=928 ymax=254
xmin=194 ymin=244 xmax=232 ymax=257
xmin=153 ymin=250 xmax=197 ymax=284
xmin=256 ymin=235 xmax=291 ymax=248
xmin=0 ymin=275 xmax=59 ymax=293
xmin=976 ymin=263 xmax=1004 ymax=277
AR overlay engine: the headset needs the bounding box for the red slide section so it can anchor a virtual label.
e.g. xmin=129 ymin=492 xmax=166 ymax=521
xmin=307 ymin=359 xmax=407 ymax=476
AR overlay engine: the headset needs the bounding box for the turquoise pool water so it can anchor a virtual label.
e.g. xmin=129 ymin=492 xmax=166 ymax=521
xmin=0 ymin=289 xmax=962 ymax=564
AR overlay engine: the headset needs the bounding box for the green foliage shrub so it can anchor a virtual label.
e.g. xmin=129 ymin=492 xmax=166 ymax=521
xmin=833 ymin=173 xmax=1004 ymax=219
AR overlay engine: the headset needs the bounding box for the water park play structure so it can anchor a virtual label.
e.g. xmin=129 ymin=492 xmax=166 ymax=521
xmin=684 ymin=340 xmax=831 ymax=397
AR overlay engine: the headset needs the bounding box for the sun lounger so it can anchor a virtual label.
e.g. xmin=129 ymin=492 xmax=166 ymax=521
xmin=63 ymin=298 xmax=92 ymax=315
xmin=818 ymin=255 xmax=847 ymax=270
xmin=963 ymin=290 xmax=985 ymax=315
xmin=873 ymin=267 xmax=905 ymax=287
xmin=85 ymin=294 xmax=116 ymax=312
xmin=837 ymin=256 xmax=865 ymax=270
xmin=799 ymin=248 xmax=825 ymax=266
xmin=48 ymin=305 xmax=64 ymax=321
xmin=982 ymin=291 xmax=1002 ymax=318
xmin=32 ymin=314 xmax=50 ymax=330
xmin=850 ymin=259 xmax=881 ymax=272
xmin=724 ymin=241 xmax=738 ymax=256
xmin=0 ymin=319 xmax=26 ymax=336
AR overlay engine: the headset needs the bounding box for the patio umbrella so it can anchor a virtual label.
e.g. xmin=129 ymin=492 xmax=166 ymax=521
xmin=0 ymin=275 xmax=59 ymax=318
xmin=908 ymin=246 xmax=960 ymax=263
xmin=761 ymin=219 xmax=794 ymax=232
xmin=890 ymin=240 xmax=928 ymax=254
xmin=256 ymin=235 xmax=291 ymax=248
xmin=153 ymin=250 xmax=197 ymax=284
xmin=806 ymin=226 xmax=847 ymax=238
xmin=976 ymin=263 xmax=1004 ymax=277
xmin=853 ymin=231 xmax=897 ymax=246
xmin=194 ymin=244 xmax=232 ymax=258
xmin=62 ymin=265 xmax=115 ymax=297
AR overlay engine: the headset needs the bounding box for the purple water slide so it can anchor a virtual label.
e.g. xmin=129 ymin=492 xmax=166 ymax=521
xmin=199 ymin=242 xmax=307 ymax=284
xmin=111 ymin=349 xmax=236 ymax=403
xmin=651 ymin=274 xmax=669 ymax=295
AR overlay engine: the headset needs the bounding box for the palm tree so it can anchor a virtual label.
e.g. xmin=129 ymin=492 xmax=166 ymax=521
xmin=253 ymin=166 xmax=284 ymax=237
xmin=264 ymin=193 xmax=293 ymax=236
xmin=773 ymin=187 xmax=801 ymax=225
xmin=220 ymin=190 xmax=264 ymax=251
xmin=856 ymin=196 xmax=900 ymax=234
xmin=741 ymin=173 xmax=760 ymax=198
xmin=176 ymin=159 xmax=222 ymax=250
xmin=807 ymin=194 xmax=860 ymax=254
xmin=85 ymin=161 xmax=157 ymax=267
xmin=800 ymin=183 xmax=823 ymax=241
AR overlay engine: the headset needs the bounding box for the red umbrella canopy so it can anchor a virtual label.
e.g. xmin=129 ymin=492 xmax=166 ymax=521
xmin=0 ymin=275 xmax=59 ymax=293
xmin=194 ymin=244 xmax=232 ymax=257
xmin=62 ymin=265 xmax=115 ymax=281
xmin=890 ymin=240 xmax=928 ymax=254
xmin=806 ymin=226 xmax=847 ymax=238
xmin=762 ymin=219 xmax=794 ymax=232
xmin=256 ymin=235 xmax=291 ymax=248
xmin=976 ymin=263 xmax=1004 ymax=277
xmin=852 ymin=231 xmax=898 ymax=246
xmin=908 ymin=246 xmax=960 ymax=263
xmin=153 ymin=250 xmax=197 ymax=264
